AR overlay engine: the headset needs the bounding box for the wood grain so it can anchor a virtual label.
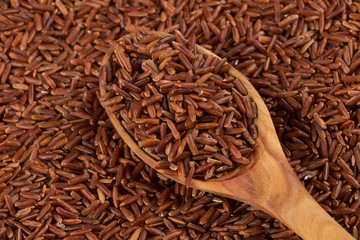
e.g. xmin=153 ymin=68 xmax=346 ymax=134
xmin=99 ymin=31 xmax=354 ymax=240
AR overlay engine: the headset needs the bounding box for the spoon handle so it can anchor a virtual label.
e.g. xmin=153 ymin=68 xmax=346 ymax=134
xmin=215 ymin=148 xmax=355 ymax=240
xmin=270 ymin=186 xmax=354 ymax=240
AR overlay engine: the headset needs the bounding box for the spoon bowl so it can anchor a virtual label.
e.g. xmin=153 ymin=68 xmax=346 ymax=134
xmin=99 ymin=31 xmax=354 ymax=240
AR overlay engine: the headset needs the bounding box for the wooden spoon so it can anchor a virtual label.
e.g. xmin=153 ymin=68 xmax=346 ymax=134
xmin=99 ymin=31 xmax=354 ymax=240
